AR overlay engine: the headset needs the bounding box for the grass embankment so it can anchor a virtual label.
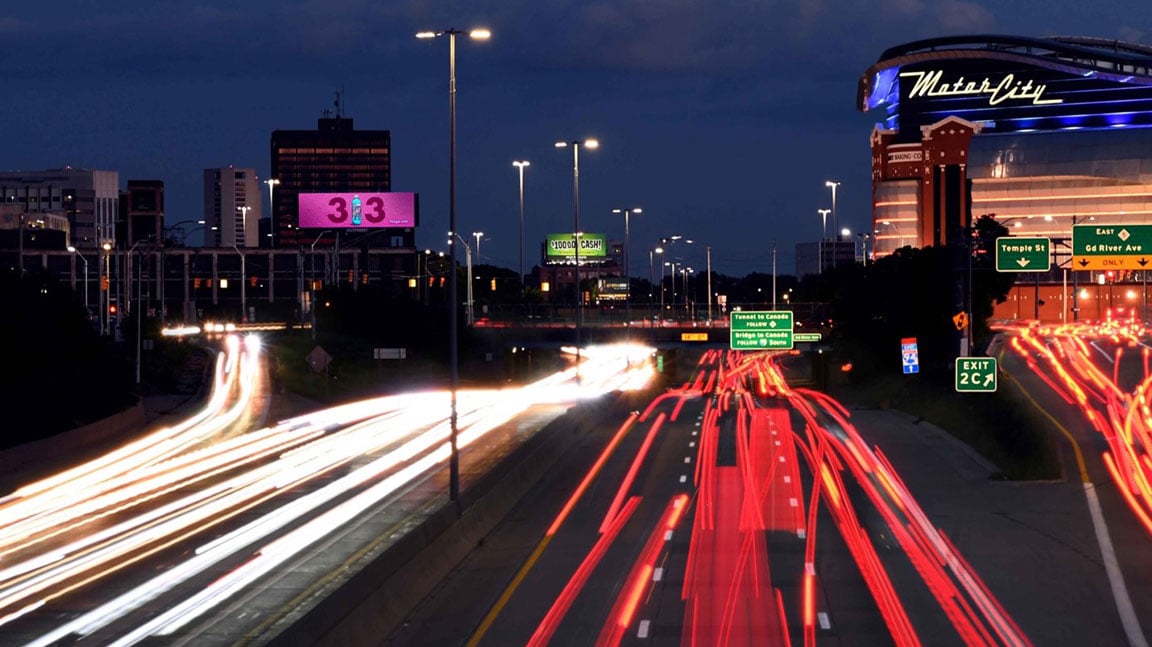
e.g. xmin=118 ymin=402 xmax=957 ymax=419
xmin=830 ymin=371 xmax=1061 ymax=481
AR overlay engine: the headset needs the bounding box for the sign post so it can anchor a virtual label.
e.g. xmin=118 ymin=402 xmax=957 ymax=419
xmin=995 ymin=237 xmax=1051 ymax=272
xmin=730 ymin=311 xmax=793 ymax=350
xmin=955 ymin=357 xmax=997 ymax=392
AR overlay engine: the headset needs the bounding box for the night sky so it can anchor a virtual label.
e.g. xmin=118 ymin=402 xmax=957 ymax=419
xmin=3 ymin=1 xmax=1150 ymax=276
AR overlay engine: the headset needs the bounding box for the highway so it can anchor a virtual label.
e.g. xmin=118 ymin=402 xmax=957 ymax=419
xmin=0 ymin=333 xmax=657 ymax=646
xmin=391 ymin=348 xmax=1058 ymax=646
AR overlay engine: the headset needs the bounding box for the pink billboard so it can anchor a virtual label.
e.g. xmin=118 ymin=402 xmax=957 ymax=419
xmin=297 ymin=192 xmax=418 ymax=229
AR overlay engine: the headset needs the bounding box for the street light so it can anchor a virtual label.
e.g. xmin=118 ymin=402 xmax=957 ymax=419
xmin=513 ymin=160 xmax=530 ymax=293
xmin=68 ymin=246 xmax=90 ymax=317
xmin=101 ymin=242 xmax=112 ymax=336
xmin=232 ymin=244 xmax=247 ymax=322
xmin=309 ymin=230 xmax=330 ymax=340
xmin=555 ymin=137 xmax=599 ymax=379
xmin=418 ymin=25 xmax=490 ymax=513
xmin=818 ymin=208 xmax=831 ymax=273
xmin=237 ymin=205 xmax=252 ymax=248
xmin=472 ymin=231 xmax=484 ymax=263
xmin=611 ymin=207 xmax=642 ymax=328
xmin=825 ymin=180 xmax=841 ymax=268
xmin=265 ymin=179 xmax=280 ymax=248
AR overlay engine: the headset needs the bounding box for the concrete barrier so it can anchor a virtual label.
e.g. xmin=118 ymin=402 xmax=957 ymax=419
xmin=263 ymin=390 xmax=653 ymax=647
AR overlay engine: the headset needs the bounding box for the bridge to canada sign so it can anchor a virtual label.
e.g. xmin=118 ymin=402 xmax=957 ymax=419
xmin=730 ymin=311 xmax=793 ymax=350
xmin=1072 ymin=224 xmax=1152 ymax=271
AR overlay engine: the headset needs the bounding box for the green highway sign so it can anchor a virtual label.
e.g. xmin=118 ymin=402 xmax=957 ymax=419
xmin=1072 ymin=224 xmax=1152 ymax=271
xmin=793 ymin=332 xmax=822 ymax=342
xmin=995 ymin=237 xmax=1050 ymax=272
xmin=955 ymin=357 xmax=997 ymax=392
xmin=730 ymin=311 xmax=793 ymax=350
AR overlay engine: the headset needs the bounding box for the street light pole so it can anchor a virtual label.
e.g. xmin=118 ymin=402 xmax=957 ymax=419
xmin=818 ymin=208 xmax=831 ymax=274
xmin=68 ymin=246 xmax=90 ymax=316
xmin=232 ymin=244 xmax=246 ymax=322
xmin=513 ymin=160 xmax=530 ymax=294
xmin=706 ymin=245 xmax=713 ymax=323
xmin=265 ymin=178 xmax=280 ymax=248
xmin=612 ymin=207 xmax=641 ymax=328
xmin=556 ymin=138 xmax=599 ymax=379
xmin=418 ymin=26 xmax=490 ymax=513
xmin=825 ymin=180 xmax=841 ymax=268
xmin=309 ymin=230 xmax=328 ymax=340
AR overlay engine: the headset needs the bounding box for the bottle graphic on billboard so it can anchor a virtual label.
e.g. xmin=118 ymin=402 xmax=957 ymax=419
xmin=351 ymin=194 xmax=362 ymax=226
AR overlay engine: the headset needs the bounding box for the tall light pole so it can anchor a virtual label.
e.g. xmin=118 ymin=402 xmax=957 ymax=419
xmin=453 ymin=233 xmax=476 ymax=325
xmin=265 ymin=178 xmax=280 ymax=248
xmin=826 ymin=180 xmax=841 ymax=268
xmin=309 ymin=230 xmax=329 ymax=340
xmin=68 ymin=246 xmax=90 ymax=316
xmin=817 ymin=208 xmax=831 ymax=273
xmin=612 ymin=207 xmax=641 ymax=327
xmin=232 ymin=244 xmax=246 ymax=322
xmin=706 ymin=245 xmax=713 ymax=323
xmin=418 ymin=26 xmax=490 ymax=512
xmin=101 ymin=242 xmax=112 ymax=336
xmin=513 ymin=160 xmax=530 ymax=293
xmin=653 ymin=245 xmax=664 ymax=310
xmin=555 ymin=137 xmax=599 ymax=378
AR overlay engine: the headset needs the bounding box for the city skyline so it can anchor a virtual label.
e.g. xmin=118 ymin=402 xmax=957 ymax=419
xmin=3 ymin=2 xmax=1150 ymax=275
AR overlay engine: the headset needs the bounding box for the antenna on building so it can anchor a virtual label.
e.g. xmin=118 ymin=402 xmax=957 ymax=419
xmin=334 ymin=86 xmax=345 ymax=118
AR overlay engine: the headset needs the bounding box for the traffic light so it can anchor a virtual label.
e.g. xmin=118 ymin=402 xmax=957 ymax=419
xmin=109 ymin=303 xmax=118 ymax=315
xmin=490 ymin=278 xmax=497 ymax=291
xmin=101 ymin=276 xmax=110 ymax=291
xmin=250 ymin=276 xmax=258 ymax=288
xmin=348 ymin=270 xmax=354 ymax=284
xmin=361 ymin=272 xmax=368 ymax=285
xmin=194 ymin=277 xmax=202 ymax=289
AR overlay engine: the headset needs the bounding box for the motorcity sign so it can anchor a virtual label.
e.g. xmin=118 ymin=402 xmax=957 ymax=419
xmin=900 ymin=69 xmax=1062 ymax=106
xmin=545 ymin=233 xmax=608 ymax=259
xmin=298 ymin=192 xmax=418 ymax=229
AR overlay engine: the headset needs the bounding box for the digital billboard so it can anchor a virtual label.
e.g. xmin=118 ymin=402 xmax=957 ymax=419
xmin=545 ymin=233 xmax=607 ymax=259
xmin=298 ymin=192 xmax=418 ymax=229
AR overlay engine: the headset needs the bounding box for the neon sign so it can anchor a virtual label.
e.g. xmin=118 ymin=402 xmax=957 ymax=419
xmin=900 ymin=70 xmax=1062 ymax=106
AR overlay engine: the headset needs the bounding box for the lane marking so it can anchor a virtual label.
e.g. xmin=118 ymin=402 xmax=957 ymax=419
xmin=679 ymin=475 xmax=687 ymax=483
xmin=783 ymin=475 xmax=791 ymax=484
xmin=664 ymin=530 xmax=673 ymax=541
xmin=689 ymin=441 xmax=696 ymax=447
xmin=653 ymin=567 xmax=664 ymax=582
xmin=684 ymin=456 xmax=691 ymax=463
xmin=789 ymin=497 xmax=798 ymax=507
xmin=818 ymin=612 xmax=831 ymax=630
xmin=1004 ymin=360 xmax=1146 ymax=646
xmin=638 ymin=619 xmax=651 ymax=638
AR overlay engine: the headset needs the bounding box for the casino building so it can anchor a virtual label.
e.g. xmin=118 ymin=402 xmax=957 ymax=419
xmin=859 ymin=36 xmax=1152 ymax=260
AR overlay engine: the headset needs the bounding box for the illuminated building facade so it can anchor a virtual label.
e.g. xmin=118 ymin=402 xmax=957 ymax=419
xmin=859 ymin=36 xmax=1152 ymax=260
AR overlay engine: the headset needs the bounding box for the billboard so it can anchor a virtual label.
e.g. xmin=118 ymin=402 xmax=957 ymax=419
xmin=298 ymin=192 xmax=418 ymax=229
xmin=545 ymin=233 xmax=607 ymax=259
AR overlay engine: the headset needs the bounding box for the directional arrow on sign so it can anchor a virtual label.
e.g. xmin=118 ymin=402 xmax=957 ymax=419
xmin=1142 ymin=259 xmax=1149 ymax=267
xmin=1016 ymin=258 xmax=1029 ymax=268
xmin=983 ymin=373 xmax=995 ymax=387
xmin=1079 ymin=258 xmax=1089 ymax=267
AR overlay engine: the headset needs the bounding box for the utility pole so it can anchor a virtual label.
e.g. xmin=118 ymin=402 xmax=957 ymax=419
xmin=706 ymin=246 xmax=712 ymax=323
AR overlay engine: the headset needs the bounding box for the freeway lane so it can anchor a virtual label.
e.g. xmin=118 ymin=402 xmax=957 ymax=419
xmin=0 ymin=335 xmax=660 ymax=646
xmin=995 ymin=319 xmax=1152 ymax=646
xmin=387 ymin=345 xmax=1152 ymax=640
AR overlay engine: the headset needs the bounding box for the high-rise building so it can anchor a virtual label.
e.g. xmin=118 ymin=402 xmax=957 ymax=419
xmin=122 ymin=180 xmax=164 ymax=246
xmin=270 ymin=116 xmax=406 ymax=249
xmin=0 ymin=167 xmax=119 ymax=249
xmin=203 ymin=167 xmax=261 ymax=248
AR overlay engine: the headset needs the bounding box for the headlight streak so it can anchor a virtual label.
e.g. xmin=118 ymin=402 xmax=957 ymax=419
xmin=998 ymin=318 xmax=1152 ymax=539
xmin=12 ymin=342 xmax=655 ymax=644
